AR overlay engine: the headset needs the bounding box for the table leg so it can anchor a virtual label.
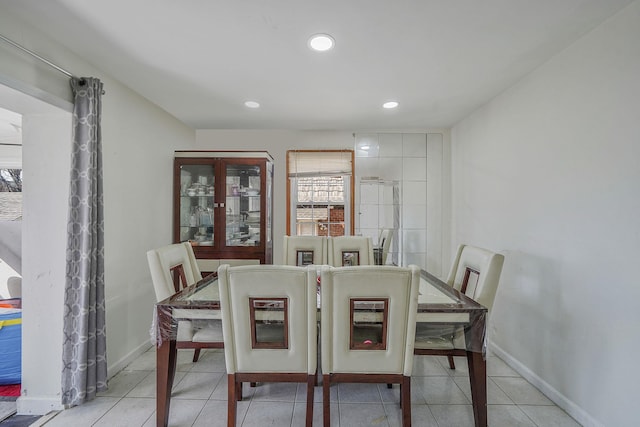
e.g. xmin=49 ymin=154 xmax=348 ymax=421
xmin=466 ymin=351 xmax=487 ymax=427
xmin=157 ymin=338 xmax=177 ymax=427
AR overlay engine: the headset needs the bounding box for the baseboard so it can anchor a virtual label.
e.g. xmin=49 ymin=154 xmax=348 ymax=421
xmin=490 ymin=343 xmax=603 ymax=427
xmin=16 ymin=396 xmax=64 ymax=416
xmin=107 ymin=339 xmax=154 ymax=378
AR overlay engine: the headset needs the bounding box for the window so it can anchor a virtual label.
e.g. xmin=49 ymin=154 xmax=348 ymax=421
xmin=286 ymin=150 xmax=354 ymax=236
xmin=0 ymin=168 xmax=22 ymax=221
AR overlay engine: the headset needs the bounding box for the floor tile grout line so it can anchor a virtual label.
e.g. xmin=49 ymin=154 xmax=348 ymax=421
xmin=515 ymin=403 xmax=544 ymax=427
xmin=188 ymin=398 xmax=207 ymax=427
xmin=89 ymin=395 xmax=124 ymax=427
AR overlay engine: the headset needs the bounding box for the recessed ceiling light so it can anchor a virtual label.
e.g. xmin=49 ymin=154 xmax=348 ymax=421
xmin=308 ymin=34 xmax=335 ymax=52
xmin=360 ymin=144 xmax=370 ymax=151
xmin=382 ymin=101 xmax=399 ymax=109
xmin=244 ymin=101 xmax=260 ymax=109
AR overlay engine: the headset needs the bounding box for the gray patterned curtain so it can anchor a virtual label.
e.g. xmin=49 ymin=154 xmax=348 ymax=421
xmin=61 ymin=77 xmax=107 ymax=406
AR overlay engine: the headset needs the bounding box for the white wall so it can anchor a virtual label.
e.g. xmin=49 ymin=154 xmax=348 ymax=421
xmin=451 ymin=2 xmax=640 ymax=426
xmin=0 ymin=6 xmax=196 ymax=414
xmin=99 ymin=79 xmax=195 ymax=380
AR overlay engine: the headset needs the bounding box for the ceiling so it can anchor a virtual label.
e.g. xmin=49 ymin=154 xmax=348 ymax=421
xmin=1 ymin=0 xmax=633 ymax=130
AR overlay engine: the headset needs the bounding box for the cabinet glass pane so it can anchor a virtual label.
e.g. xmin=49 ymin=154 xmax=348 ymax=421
xmin=226 ymin=164 xmax=261 ymax=247
xmin=179 ymin=164 xmax=215 ymax=247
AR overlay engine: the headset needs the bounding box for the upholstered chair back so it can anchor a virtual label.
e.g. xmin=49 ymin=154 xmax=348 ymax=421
xmin=282 ymin=235 xmax=328 ymax=266
xmin=328 ymin=236 xmax=375 ymax=267
xmin=445 ymin=244 xmax=504 ymax=311
xmin=147 ymin=242 xmax=202 ymax=302
xmin=320 ymin=265 xmax=420 ymax=376
xmin=217 ymin=264 xmax=317 ymax=375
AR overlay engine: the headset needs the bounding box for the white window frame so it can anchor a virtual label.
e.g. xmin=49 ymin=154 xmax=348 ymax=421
xmin=286 ymin=150 xmax=354 ymax=236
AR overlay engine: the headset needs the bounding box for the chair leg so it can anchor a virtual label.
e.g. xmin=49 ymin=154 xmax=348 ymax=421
xmin=401 ymin=376 xmax=412 ymax=427
xmin=306 ymin=375 xmax=315 ymax=427
xmin=227 ymin=374 xmax=237 ymax=427
xmin=193 ymin=348 xmax=201 ymax=363
xmin=236 ymin=382 xmax=243 ymax=401
xmin=447 ymin=355 xmax=456 ymax=369
xmin=323 ymin=374 xmax=331 ymax=427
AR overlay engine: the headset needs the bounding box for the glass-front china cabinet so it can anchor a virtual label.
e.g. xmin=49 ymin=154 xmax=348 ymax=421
xmin=173 ymin=151 xmax=274 ymax=270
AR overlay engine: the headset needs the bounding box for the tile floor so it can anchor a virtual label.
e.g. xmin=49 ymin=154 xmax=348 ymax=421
xmin=32 ymin=348 xmax=581 ymax=426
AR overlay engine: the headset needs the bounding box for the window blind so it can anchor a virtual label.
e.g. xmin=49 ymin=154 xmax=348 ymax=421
xmin=287 ymin=150 xmax=353 ymax=177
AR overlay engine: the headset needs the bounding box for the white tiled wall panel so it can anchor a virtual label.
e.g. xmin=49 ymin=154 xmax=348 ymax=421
xmin=402 ymin=133 xmax=427 ymax=157
xmin=403 ymin=157 xmax=427 ymax=181
xmin=360 ymin=227 xmax=378 ymax=242
xmin=355 ymin=133 xmax=380 ymax=158
xmin=403 ymin=181 xmax=427 ymax=205
xmin=378 ymin=133 xmax=402 ymax=157
xmin=402 ymin=228 xmax=427 ymax=253
xmin=359 ymin=183 xmax=379 ymax=204
xmin=426 ymin=133 xmax=444 ymax=276
xmin=358 ymin=204 xmax=379 ymax=229
xmin=355 ymin=132 xmax=445 ymax=270
xmin=377 ymin=204 xmax=395 ymax=229
xmin=404 ymin=252 xmax=426 ymax=268
xmin=355 ymin=156 xmax=380 ymax=179
xmin=403 ymin=204 xmax=427 ymax=229
xmin=378 ymin=157 xmax=403 ymax=180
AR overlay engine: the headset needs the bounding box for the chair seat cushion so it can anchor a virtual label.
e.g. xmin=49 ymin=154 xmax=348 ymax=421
xmin=414 ymin=323 xmax=456 ymax=350
xmin=176 ymin=320 xmax=195 ymax=341
xmin=414 ymin=335 xmax=455 ymax=350
xmin=192 ymin=320 xmax=224 ymax=342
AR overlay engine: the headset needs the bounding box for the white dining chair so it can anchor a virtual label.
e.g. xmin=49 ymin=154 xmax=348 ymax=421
xmin=147 ymin=242 xmax=223 ymax=362
xmin=320 ymin=265 xmax=420 ymax=427
xmin=327 ymin=235 xmax=375 ymax=266
xmin=414 ymin=244 xmax=504 ymax=369
xmin=218 ymin=264 xmax=317 ymax=427
xmin=282 ymin=235 xmax=328 ymax=266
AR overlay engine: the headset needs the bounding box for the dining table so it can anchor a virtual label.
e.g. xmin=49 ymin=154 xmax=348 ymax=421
xmin=154 ymin=268 xmax=488 ymax=427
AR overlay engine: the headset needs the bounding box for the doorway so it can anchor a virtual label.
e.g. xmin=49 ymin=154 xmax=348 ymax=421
xmin=0 ymin=81 xmax=73 ymax=414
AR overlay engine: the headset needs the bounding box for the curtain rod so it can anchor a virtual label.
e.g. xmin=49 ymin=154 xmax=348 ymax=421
xmin=1 ymin=34 xmax=105 ymax=94
xmin=0 ymin=34 xmax=77 ymax=79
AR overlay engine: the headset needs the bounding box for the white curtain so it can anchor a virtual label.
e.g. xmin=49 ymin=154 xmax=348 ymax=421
xmin=61 ymin=77 xmax=107 ymax=406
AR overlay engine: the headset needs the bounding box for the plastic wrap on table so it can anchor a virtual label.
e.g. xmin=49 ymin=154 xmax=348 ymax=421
xmin=153 ymin=275 xmax=222 ymax=347
xmin=153 ymin=303 xmax=180 ymax=347
xmin=466 ymin=308 xmax=487 ymax=356
xmin=152 ymin=269 xmax=487 ymax=356
xmin=414 ymin=309 xmax=487 ymax=355
xmin=415 ymin=270 xmax=488 ymax=356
